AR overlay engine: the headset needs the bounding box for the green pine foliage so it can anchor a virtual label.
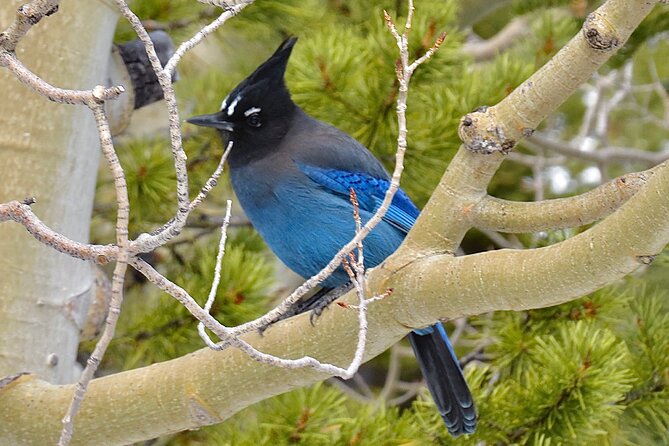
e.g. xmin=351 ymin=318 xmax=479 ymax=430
xmin=88 ymin=0 xmax=669 ymax=444
xmin=82 ymin=230 xmax=274 ymax=370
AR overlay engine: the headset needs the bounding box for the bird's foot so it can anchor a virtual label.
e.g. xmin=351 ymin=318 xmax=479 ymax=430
xmin=303 ymin=284 xmax=353 ymax=325
xmin=257 ymin=283 xmax=353 ymax=334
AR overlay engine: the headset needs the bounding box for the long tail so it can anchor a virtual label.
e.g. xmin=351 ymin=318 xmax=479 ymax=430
xmin=407 ymin=322 xmax=477 ymax=436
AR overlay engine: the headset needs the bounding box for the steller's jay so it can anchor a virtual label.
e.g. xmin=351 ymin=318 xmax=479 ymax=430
xmin=188 ymin=37 xmax=476 ymax=436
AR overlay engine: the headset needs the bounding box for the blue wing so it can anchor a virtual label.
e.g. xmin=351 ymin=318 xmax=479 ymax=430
xmin=297 ymin=164 xmax=419 ymax=234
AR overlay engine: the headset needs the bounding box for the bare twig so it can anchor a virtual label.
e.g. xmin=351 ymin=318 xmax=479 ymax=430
xmin=479 ymin=228 xmax=525 ymax=249
xmin=0 ymin=52 xmax=124 ymax=104
xmin=133 ymin=256 xmax=372 ymax=378
xmin=0 ymin=0 xmax=59 ymax=51
xmin=0 ymin=200 xmax=115 ymax=262
xmin=464 ymin=17 xmax=530 ymax=62
xmin=327 ymin=377 xmax=374 ymax=403
xmin=58 ymin=104 xmax=131 ymax=445
xmin=388 ymin=382 xmax=422 ymax=406
xmin=163 ymin=4 xmax=249 ymax=76
xmin=224 ymin=6 xmax=447 ymax=338
xmin=527 ymin=132 xmax=669 ymax=166
xmin=198 ymin=200 xmax=233 ymax=350
xmin=113 ymin=0 xmax=191 ymax=253
xmin=379 ymin=344 xmax=402 ymax=401
xmin=647 ymin=57 xmax=669 ymax=124
xmin=190 ymin=142 xmax=233 ymax=211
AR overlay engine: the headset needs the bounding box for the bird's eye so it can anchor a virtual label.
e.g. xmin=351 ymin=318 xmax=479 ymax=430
xmin=246 ymin=113 xmax=261 ymax=128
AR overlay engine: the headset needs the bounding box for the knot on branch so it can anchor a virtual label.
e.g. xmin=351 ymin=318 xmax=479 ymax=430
xmin=16 ymin=2 xmax=58 ymax=25
xmin=636 ymin=255 xmax=656 ymax=265
xmin=458 ymin=106 xmax=515 ymax=155
xmin=582 ymin=11 xmax=620 ymax=51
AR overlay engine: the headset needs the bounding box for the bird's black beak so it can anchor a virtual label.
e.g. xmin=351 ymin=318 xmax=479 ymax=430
xmin=186 ymin=112 xmax=234 ymax=132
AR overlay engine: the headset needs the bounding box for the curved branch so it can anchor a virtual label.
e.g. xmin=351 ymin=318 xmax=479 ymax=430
xmin=463 ymin=17 xmax=530 ymax=62
xmin=0 ymin=201 xmax=115 ymax=262
xmin=3 ymin=156 xmax=668 ymax=446
xmin=0 ymin=281 xmax=409 ymax=446
xmin=401 ymin=0 xmax=659 ymax=256
xmin=372 ymin=157 xmax=669 ymax=329
xmin=0 ymin=0 xmax=59 ymax=51
xmin=0 ymin=52 xmax=124 ymax=105
xmin=471 ymin=168 xmax=652 ymax=233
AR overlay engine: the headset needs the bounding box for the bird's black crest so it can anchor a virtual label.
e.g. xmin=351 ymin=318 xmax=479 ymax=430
xmin=250 ymin=36 xmax=297 ymax=85
xmin=221 ymin=36 xmax=297 ymax=113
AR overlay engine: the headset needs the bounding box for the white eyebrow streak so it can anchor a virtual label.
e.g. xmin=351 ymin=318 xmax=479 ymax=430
xmin=227 ymin=95 xmax=241 ymax=116
xmin=219 ymin=95 xmax=229 ymax=111
xmin=244 ymin=107 xmax=261 ymax=116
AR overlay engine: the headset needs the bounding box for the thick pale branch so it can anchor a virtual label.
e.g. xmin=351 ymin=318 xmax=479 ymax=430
xmin=400 ymin=0 xmax=659 ymax=257
xmin=0 ymin=285 xmax=408 ymax=446
xmin=373 ymin=159 xmax=669 ymax=329
xmin=5 ymin=156 xmax=668 ymax=445
xmin=471 ymin=168 xmax=652 ymax=233
xmin=2 ymin=152 xmax=667 ymax=445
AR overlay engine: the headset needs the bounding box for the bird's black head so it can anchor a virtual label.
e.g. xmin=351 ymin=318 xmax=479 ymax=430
xmin=187 ymin=37 xmax=298 ymax=166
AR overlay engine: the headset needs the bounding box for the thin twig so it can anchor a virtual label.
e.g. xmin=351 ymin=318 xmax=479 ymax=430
xmin=464 ymin=17 xmax=530 ymax=62
xmin=379 ymin=344 xmax=401 ymax=401
xmin=163 ymin=5 xmax=249 ymax=76
xmin=118 ymin=1 xmax=251 ymax=253
xmin=0 ymin=52 xmax=124 ymax=104
xmin=133 ymin=257 xmax=366 ymax=377
xmin=224 ymin=7 xmax=446 ymax=338
xmin=114 ymin=0 xmax=191 ymax=253
xmin=190 ymin=142 xmax=233 ymax=211
xmin=58 ymin=104 xmax=130 ymax=445
xmin=198 ymin=200 xmax=233 ymax=350
xmin=0 ymin=201 xmax=115 ymax=262
xmin=0 ymin=0 xmax=60 ymax=51
xmin=326 ymin=377 xmax=373 ymax=403
xmin=527 ymin=132 xmax=669 ymax=166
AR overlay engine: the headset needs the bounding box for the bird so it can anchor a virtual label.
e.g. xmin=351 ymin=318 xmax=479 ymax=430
xmin=187 ymin=36 xmax=477 ymax=437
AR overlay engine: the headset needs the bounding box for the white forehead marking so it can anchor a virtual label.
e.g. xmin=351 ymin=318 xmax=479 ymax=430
xmin=244 ymin=107 xmax=261 ymax=117
xmin=227 ymin=95 xmax=241 ymax=116
xmin=219 ymin=95 xmax=229 ymax=111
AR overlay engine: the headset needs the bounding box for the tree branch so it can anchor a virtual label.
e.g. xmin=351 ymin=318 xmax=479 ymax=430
xmin=471 ymin=168 xmax=653 ymax=233
xmin=0 ymin=52 xmax=124 ymax=104
xmin=400 ymin=0 xmax=659 ymax=257
xmin=0 ymin=201 xmax=115 ymax=262
xmin=463 ymin=17 xmax=529 ymax=62
xmin=5 ymin=154 xmax=668 ymax=445
xmin=526 ymin=132 xmax=669 ymax=166
xmin=0 ymin=0 xmax=59 ymax=51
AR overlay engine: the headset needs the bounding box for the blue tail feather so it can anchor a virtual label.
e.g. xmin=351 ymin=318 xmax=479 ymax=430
xmin=407 ymin=322 xmax=477 ymax=436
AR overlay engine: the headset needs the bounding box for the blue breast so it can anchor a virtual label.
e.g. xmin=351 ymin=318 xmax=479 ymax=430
xmin=230 ymin=161 xmax=408 ymax=288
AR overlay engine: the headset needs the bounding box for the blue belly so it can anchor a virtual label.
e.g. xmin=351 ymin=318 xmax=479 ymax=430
xmin=232 ymin=172 xmax=406 ymax=288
